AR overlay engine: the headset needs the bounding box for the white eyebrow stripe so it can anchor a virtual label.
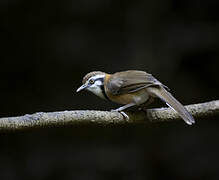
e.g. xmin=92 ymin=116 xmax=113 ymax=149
xmin=88 ymin=74 xmax=105 ymax=82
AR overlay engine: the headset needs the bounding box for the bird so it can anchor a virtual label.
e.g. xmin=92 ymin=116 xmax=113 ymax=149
xmin=76 ymin=70 xmax=195 ymax=125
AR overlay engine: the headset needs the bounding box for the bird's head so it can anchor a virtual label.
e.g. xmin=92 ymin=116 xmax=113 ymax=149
xmin=76 ymin=71 xmax=107 ymax=99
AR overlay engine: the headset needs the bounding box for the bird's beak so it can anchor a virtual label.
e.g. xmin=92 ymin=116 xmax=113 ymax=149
xmin=76 ymin=84 xmax=88 ymax=92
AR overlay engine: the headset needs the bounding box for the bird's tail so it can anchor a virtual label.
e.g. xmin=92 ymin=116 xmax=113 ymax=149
xmin=147 ymin=86 xmax=195 ymax=125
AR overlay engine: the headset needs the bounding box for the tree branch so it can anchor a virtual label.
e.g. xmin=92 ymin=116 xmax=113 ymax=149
xmin=0 ymin=100 xmax=219 ymax=131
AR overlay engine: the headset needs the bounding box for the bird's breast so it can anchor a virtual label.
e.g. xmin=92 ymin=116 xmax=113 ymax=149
xmin=106 ymin=89 xmax=150 ymax=105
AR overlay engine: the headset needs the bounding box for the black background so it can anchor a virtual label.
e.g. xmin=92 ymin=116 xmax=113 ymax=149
xmin=1 ymin=0 xmax=219 ymax=179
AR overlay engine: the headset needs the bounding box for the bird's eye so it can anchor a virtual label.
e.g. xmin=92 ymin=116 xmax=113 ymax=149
xmin=89 ymin=79 xmax=94 ymax=84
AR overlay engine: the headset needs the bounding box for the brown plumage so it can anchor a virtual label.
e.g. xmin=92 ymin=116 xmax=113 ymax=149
xmin=105 ymin=70 xmax=166 ymax=95
xmin=77 ymin=70 xmax=195 ymax=125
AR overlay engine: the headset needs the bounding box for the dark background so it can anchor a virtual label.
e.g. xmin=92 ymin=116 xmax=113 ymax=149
xmin=1 ymin=0 xmax=219 ymax=179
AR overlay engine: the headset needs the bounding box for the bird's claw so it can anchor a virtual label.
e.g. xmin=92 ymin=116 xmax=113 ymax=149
xmin=119 ymin=111 xmax=129 ymax=120
xmin=111 ymin=109 xmax=129 ymax=120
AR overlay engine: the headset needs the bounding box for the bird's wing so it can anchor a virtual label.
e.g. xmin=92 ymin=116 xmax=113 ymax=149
xmin=107 ymin=70 xmax=168 ymax=95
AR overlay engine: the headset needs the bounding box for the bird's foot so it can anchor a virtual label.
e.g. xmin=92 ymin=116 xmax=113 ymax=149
xmin=111 ymin=109 xmax=129 ymax=120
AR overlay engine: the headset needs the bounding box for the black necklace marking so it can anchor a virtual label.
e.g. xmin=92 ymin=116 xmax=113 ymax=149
xmin=100 ymin=85 xmax=110 ymax=101
xmin=91 ymin=77 xmax=110 ymax=101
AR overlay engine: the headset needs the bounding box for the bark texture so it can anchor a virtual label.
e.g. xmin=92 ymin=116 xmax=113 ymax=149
xmin=0 ymin=100 xmax=218 ymax=131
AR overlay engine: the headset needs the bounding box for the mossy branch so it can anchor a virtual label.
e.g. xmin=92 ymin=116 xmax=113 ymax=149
xmin=0 ymin=100 xmax=219 ymax=131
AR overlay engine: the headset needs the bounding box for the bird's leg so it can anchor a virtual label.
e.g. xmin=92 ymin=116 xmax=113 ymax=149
xmin=113 ymin=103 xmax=136 ymax=112
xmin=111 ymin=103 xmax=136 ymax=120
